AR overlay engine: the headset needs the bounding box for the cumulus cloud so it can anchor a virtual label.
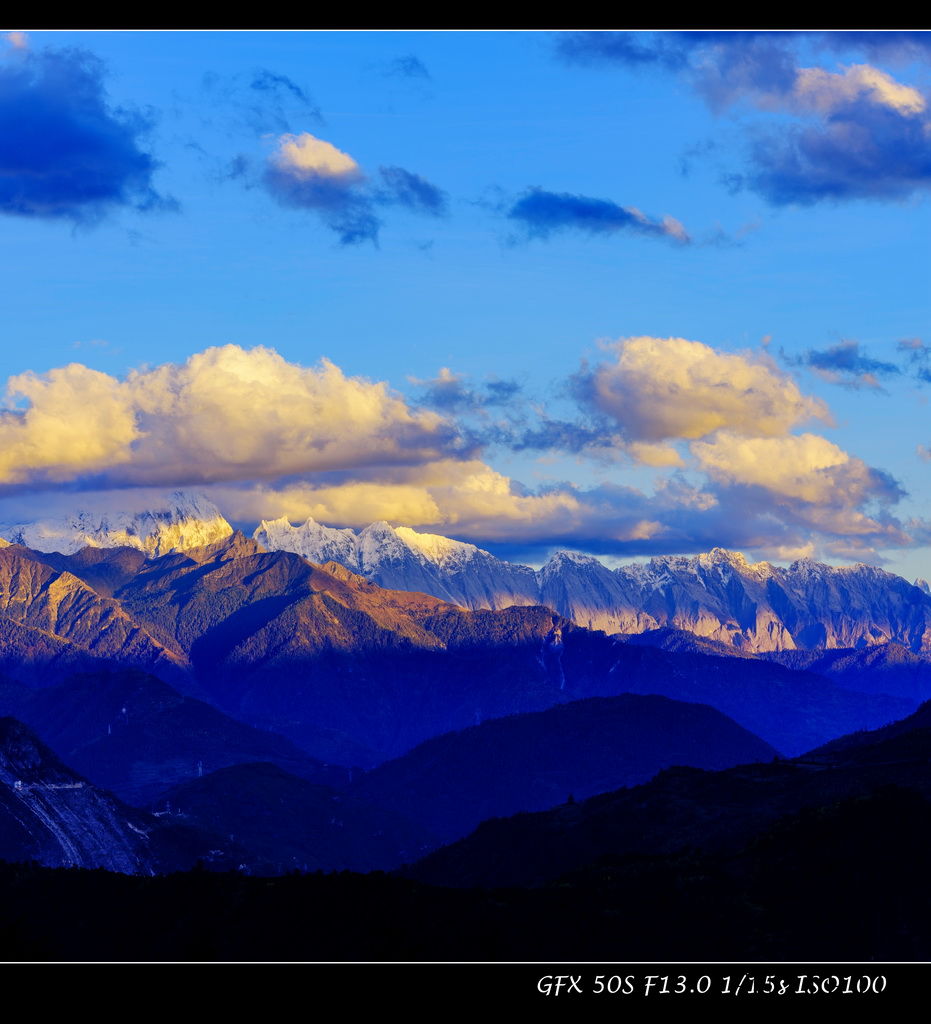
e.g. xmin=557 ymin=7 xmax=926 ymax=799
xmin=403 ymin=340 xmax=903 ymax=563
xmin=260 ymin=131 xmax=446 ymax=245
xmin=734 ymin=90 xmax=931 ymax=205
xmin=506 ymin=188 xmax=690 ymax=244
xmin=0 ymin=340 xmax=920 ymax=568
xmin=209 ymin=457 xmax=589 ymax=542
xmin=0 ymin=40 xmax=174 ymax=223
xmin=262 ymin=132 xmax=379 ymax=244
xmin=575 ymin=336 xmax=830 ymax=443
xmin=0 ymin=365 xmax=140 ymax=482
xmin=544 ymin=332 xmax=913 ymax=560
xmin=557 ymin=31 xmax=931 ymax=206
xmin=0 ymin=345 xmax=463 ymax=491
xmin=692 ymin=432 xmax=884 ymax=504
xmin=688 ymin=431 xmax=909 ymax=555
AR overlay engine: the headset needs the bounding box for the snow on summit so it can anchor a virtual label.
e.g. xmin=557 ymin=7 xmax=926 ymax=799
xmin=0 ymin=491 xmax=232 ymax=556
xmin=4 ymin=494 xmax=931 ymax=653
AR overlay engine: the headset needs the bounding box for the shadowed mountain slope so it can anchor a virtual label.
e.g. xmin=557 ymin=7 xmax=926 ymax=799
xmin=349 ymin=693 xmax=779 ymax=845
xmin=0 ymin=669 xmax=345 ymax=806
xmin=0 ymin=717 xmax=157 ymax=872
xmin=152 ymin=761 xmax=435 ymax=873
xmin=407 ymin=707 xmax=931 ymax=891
xmin=0 ymin=534 xmax=912 ymax=762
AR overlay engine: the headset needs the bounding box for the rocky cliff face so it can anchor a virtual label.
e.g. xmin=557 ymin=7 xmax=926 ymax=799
xmin=0 ymin=546 xmax=188 ymax=683
xmin=0 ymin=718 xmax=157 ymax=872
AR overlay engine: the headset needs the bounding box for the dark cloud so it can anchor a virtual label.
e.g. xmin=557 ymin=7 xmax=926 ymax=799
xmin=258 ymin=132 xmax=446 ymax=246
xmin=375 ymin=166 xmax=448 ymax=216
xmin=558 ymin=32 xmax=798 ymax=114
xmin=555 ymin=31 xmax=799 ymax=77
xmin=792 ymin=340 xmax=901 ymax=390
xmin=506 ymin=187 xmax=690 ymax=244
xmin=818 ymin=32 xmax=931 ymax=62
xmin=382 ymin=55 xmax=431 ymax=81
xmin=688 ymin=36 xmax=800 ymax=113
xmin=263 ymin=162 xmax=382 ymax=245
xmin=509 ymin=419 xmax=610 ymax=454
xmin=411 ymin=370 xmax=522 ymax=415
xmin=407 ymin=371 xmax=612 ymax=458
xmin=556 ymin=31 xmax=931 ymax=76
xmin=732 ymin=103 xmax=931 ymax=206
xmin=555 ymin=31 xmax=690 ymax=70
xmin=249 ymin=69 xmax=314 ymax=106
xmin=262 ymin=162 xmax=448 ymax=247
xmin=0 ymin=44 xmax=174 ymax=223
xmin=557 ymin=31 xmax=931 ymax=206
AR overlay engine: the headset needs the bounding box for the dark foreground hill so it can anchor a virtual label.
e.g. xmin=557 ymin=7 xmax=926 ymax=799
xmin=0 ymin=669 xmax=346 ymax=806
xmin=151 ymin=762 xmax=435 ymax=873
xmin=349 ymin=694 xmax=779 ymax=845
xmin=2 ymin=697 xmax=930 ymax=962
xmin=407 ymin=705 xmax=931 ymax=891
xmin=1 ymin=782 xmax=929 ymax=962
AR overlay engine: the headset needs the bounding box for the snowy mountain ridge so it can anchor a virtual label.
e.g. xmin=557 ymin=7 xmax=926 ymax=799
xmin=255 ymin=517 xmax=931 ymax=653
xmin=2 ymin=494 xmax=930 ymax=654
xmin=0 ymin=491 xmax=233 ymax=557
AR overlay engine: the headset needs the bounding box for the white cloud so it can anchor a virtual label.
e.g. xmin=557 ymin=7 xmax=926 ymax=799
xmin=794 ymin=64 xmax=926 ymax=116
xmin=0 ymin=364 xmax=139 ymax=482
xmin=3 ymin=31 xmax=28 ymax=50
xmin=691 ymin=432 xmax=853 ymax=503
xmin=581 ymin=336 xmax=830 ymax=444
xmin=215 ymin=458 xmax=585 ymax=537
xmin=0 ymin=345 xmax=459 ymax=489
xmin=269 ymin=132 xmax=362 ymax=181
xmin=0 ymin=340 xmax=918 ymax=565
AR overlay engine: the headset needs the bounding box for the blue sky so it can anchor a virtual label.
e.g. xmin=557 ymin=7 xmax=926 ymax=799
xmin=0 ymin=29 xmax=929 ymax=578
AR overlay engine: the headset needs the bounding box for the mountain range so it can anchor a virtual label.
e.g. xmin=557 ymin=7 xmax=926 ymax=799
xmin=0 ymin=490 xmax=930 ymax=959
xmin=5 ymin=492 xmax=931 ymax=655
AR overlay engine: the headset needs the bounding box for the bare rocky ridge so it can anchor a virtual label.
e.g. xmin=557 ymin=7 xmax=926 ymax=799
xmin=0 ymin=546 xmax=188 ymax=683
xmin=0 ymin=717 xmax=156 ymax=872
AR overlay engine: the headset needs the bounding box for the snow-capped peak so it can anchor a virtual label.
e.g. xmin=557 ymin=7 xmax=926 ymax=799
xmin=393 ymin=526 xmax=482 ymax=567
xmin=0 ymin=491 xmax=232 ymax=557
xmin=253 ymin=516 xmax=358 ymax=567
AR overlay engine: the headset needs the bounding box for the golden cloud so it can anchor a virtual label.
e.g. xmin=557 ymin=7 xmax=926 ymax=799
xmin=584 ymin=336 xmax=830 ymax=443
xmin=794 ymin=64 xmax=926 ymax=116
xmin=269 ymin=132 xmax=362 ymax=181
xmin=0 ymin=345 xmax=457 ymax=487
